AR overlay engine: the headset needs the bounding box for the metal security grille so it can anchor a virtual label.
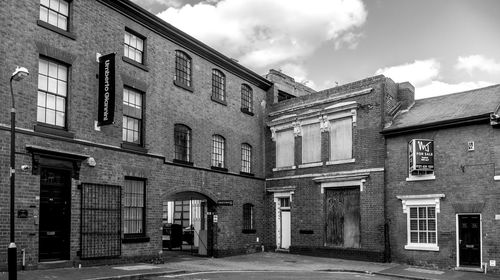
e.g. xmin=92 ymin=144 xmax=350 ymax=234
xmin=81 ymin=183 xmax=121 ymax=259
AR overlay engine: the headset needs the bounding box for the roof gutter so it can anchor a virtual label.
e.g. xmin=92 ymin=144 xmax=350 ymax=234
xmin=381 ymin=113 xmax=491 ymax=136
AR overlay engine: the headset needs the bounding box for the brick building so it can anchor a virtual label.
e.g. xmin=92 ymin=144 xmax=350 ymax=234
xmin=264 ymin=73 xmax=414 ymax=262
xmin=382 ymin=85 xmax=500 ymax=273
xmin=1 ymin=0 xmax=272 ymax=270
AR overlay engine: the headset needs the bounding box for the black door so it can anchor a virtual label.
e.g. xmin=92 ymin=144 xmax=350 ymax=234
xmin=39 ymin=168 xmax=71 ymax=261
xmin=458 ymin=215 xmax=481 ymax=266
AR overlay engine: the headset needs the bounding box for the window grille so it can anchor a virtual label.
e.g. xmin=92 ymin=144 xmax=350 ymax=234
xmin=241 ymin=84 xmax=253 ymax=113
xmin=211 ymin=69 xmax=225 ymax=102
xmin=175 ymin=51 xmax=192 ymax=87
xmin=241 ymin=143 xmax=252 ymax=173
xmin=212 ymin=135 xmax=225 ymax=168
xmin=81 ymin=183 xmax=121 ymax=259
xmin=243 ymin=203 xmax=254 ymax=230
xmin=123 ymin=179 xmax=146 ymax=237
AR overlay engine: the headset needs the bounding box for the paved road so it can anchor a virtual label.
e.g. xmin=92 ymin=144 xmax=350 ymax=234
xmin=148 ymin=271 xmax=400 ymax=279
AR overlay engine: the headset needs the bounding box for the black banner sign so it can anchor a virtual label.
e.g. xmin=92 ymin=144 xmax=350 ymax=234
xmin=409 ymin=139 xmax=434 ymax=171
xmin=98 ymin=53 xmax=115 ymax=126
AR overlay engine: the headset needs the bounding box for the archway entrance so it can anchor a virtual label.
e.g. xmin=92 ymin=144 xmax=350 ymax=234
xmin=162 ymin=191 xmax=215 ymax=257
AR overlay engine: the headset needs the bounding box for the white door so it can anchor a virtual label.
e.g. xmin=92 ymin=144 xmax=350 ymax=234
xmin=281 ymin=210 xmax=291 ymax=249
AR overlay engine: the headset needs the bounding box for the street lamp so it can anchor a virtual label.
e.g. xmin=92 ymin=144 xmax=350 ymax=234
xmin=9 ymin=66 xmax=29 ymax=280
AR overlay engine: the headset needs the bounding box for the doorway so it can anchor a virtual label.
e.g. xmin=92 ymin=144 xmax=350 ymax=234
xmin=39 ymin=168 xmax=71 ymax=261
xmin=457 ymin=214 xmax=481 ymax=267
xmin=275 ymin=195 xmax=291 ymax=250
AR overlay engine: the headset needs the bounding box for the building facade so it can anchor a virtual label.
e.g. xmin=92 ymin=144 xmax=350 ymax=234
xmin=263 ymin=74 xmax=414 ymax=262
xmin=1 ymin=0 xmax=272 ymax=270
xmin=383 ymin=85 xmax=500 ymax=273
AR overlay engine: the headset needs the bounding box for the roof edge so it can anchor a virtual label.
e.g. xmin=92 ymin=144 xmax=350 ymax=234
xmin=381 ymin=113 xmax=491 ymax=136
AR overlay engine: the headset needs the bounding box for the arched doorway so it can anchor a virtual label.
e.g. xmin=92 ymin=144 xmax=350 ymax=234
xmin=162 ymin=191 xmax=216 ymax=257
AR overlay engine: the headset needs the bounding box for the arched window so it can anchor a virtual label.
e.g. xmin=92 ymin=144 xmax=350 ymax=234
xmin=211 ymin=134 xmax=225 ymax=168
xmin=211 ymin=69 xmax=226 ymax=102
xmin=241 ymin=143 xmax=252 ymax=174
xmin=240 ymin=84 xmax=253 ymax=114
xmin=174 ymin=124 xmax=192 ymax=162
xmin=174 ymin=50 xmax=192 ymax=88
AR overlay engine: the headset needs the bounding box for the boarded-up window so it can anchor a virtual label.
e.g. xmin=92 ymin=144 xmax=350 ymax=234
xmin=325 ymin=187 xmax=360 ymax=248
xmin=330 ymin=118 xmax=353 ymax=161
xmin=276 ymin=129 xmax=294 ymax=167
xmin=302 ymin=123 xmax=321 ymax=163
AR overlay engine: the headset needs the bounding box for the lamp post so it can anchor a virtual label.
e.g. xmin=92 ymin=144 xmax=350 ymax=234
xmin=9 ymin=66 xmax=29 ymax=280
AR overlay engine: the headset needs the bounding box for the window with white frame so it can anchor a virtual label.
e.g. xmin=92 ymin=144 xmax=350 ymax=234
xmin=40 ymin=0 xmax=69 ymax=31
xmin=122 ymin=88 xmax=143 ymax=145
xmin=124 ymin=30 xmax=144 ymax=64
xmin=398 ymin=194 xmax=444 ymax=251
xmin=330 ymin=117 xmax=353 ymax=161
xmin=301 ymin=123 xmax=321 ymax=164
xmin=275 ymin=129 xmax=294 ymax=168
xmin=37 ymin=57 xmax=68 ymax=127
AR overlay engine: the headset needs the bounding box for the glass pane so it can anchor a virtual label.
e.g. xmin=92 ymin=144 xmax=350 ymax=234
xmin=428 ymin=219 xmax=436 ymax=230
xmin=49 ymin=0 xmax=59 ymax=10
xmin=135 ymin=50 xmax=142 ymax=63
xmin=410 ymin=220 xmax=417 ymax=230
xmin=419 ymin=220 xmax=427 ymax=230
xmin=56 ymin=96 xmax=65 ymax=111
xmin=124 ymin=32 xmax=130 ymax=45
xmin=418 ymin=207 xmax=426 ymax=218
xmin=428 ymin=207 xmax=436 ymax=218
xmin=40 ymin=6 xmax=48 ymax=21
xmin=59 ymin=1 xmax=68 ymax=15
xmin=56 ymin=112 xmax=64 ymax=126
xmin=48 ymin=77 xmax=57 ymax=93
xmin=46 ymin=110 xmax=55 ymax=124
xmin=41 ymin=0 xmax=50 ymax=6
xmin=410 ymin=207 xmax=417 ymax=219
xmin=410 ymin=232 xmax=418 ymax=243
xmin=39 ymin=59 xmax=48 ymax=75
xmin=137 ymin=38 xmax=143 ymax=51
xmin=57 ymin=81 xmax=67 ymax=96
xmin=419 ymin=232 xmax=427 ymax=243
xmin=48 ymin=9 xmax=58 ymax=26
xmin=58 ymin=15 xmax=67 ymax=30
xmin=124 ymin=45 xmax=129 ymax=58
xmin=429 ymin=232 xmax=436 ymax=243
xmin=37 ymin=107 xmax=45 ymax=122
xmin=58 ymin=64 xmax=67 ymax=81
xmin=48 ymin=62 xmax=58 ymax=78
xmin=130 ymin=35 xmax=136 ymax=48
xmin=38 ymin=74 xmax=47 ymax=90
xmin=46 ymin=94 xmax=56 ymax=109
xmin=38 ymin=92 xmax=46 ymax=107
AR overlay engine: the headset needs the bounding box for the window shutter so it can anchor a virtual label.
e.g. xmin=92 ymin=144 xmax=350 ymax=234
xmin=330 ymin=118 xmax=352 ymax=161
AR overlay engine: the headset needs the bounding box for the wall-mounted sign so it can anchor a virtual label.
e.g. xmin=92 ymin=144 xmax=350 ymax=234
xmin=409 ymin=139 xmax=434 ymax=172
xmin=97 ymin=53 xmax=115 ymax=126
xmin=217 ymin=200 xmax=233 ymax=206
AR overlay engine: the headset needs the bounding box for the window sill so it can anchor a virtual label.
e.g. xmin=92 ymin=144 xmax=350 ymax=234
xmin=37 ymin=20 xmax=76 ymax=40
xmin=242 ymin=229 xmax=256 ymax=234
xmin=121 ymin=142 xmax=148 ymax=153
xmin=272 ymin=166 xmax=296 ymax=171
xmin=406 ymin=174 xmax=436 ymax=181
xmin=122 ymin=236 xmax=150 ymax=244
xmin=240 ymin=171 xmax=254 ymax=177
xmin=211 ymin=96 xmax=227 ymax=106
xmin=173 ymin=159 xmax=194 ymax=166
xmin=241 ymin=108 xmax=254 ymax=116
xmin=404 ymin=244 xmax=439 ymax=251
xmin=326 ymin=158 xmax=355 ymax=165
xmin=211 ymin=166 xmax=228 ymax=172
xmin=298 ymin=162 xmax=323 ymax=168
xmin=174 ymin=80 xmax=194 ymax=92
xmin=34 ymin=124 xmax=75 ymax=139
xmin=122 ymin=56 xmax=149 ymax=72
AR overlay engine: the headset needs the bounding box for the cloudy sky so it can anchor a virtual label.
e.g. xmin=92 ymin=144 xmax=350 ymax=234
xmin=131 ymin=0 xmax=500 ymax=99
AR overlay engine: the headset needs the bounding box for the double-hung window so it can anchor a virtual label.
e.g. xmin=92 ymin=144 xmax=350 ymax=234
xmin=174 ymin=124 xmax=192 ymax=163
xmin=330 ymin=117 xmax=353 ymax=161
xmin=37 ymin=57 xmax=68 ymax=128
xmin=39 ymin=0 xmax=69 ymax=31
xmin=211 ymin=69 xmax=226 ymax=103
xmin=241 ymin=143 xmax=252 ymax=174
xmin=241 ymin=84 xmax=253 ymax=114
xmin=174 ymin=50 xmax=192 ymax=89
xmin=122 ymin=88 xmax=143 ymax=145
xmin=123 ymin=178 xmax=146 ymax=237
xmin=124 ymin=30 xmax=144 ymax=64
xmin=211 ymin=134 xmax=225 ymax=169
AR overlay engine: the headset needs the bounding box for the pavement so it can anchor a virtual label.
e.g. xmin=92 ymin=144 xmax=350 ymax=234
xmin=0 ymin=251 xmax=498 ymax=280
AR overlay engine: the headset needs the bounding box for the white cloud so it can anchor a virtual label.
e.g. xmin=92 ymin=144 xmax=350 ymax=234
xmin=375 ymin=59 xmax=495 ymax=99
xmin=375 ymin=59 xmax=440 ymax=87
xmin=334 ymin=32 xmax=363 ymax=50
xmin=132 ymin=0 xmax=183 ymax=12
xmin=156 ymin=0 xmax=367 ymax=70
xmin=280 ymin=63 xmax=316 ymax=89
xmin=455 ymin=55 xmax=500 ymax=75
xmin=417 ymin=81 xmax=494 ymax=99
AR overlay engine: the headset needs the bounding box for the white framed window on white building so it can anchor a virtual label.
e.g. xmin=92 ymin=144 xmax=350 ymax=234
xmin=397 ymin=194 xmax=445 ymax=251
xmin=275 ymin=129 xmax=295 ymax=169
xmin=301 ymin=122 xmax=321 ymax=165
xmin=329 ymin=117 xmax=353 ymax=163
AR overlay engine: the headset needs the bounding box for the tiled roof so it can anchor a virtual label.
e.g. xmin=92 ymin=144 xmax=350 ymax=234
xmin=385 ymin=84 xmax=500 ymax=132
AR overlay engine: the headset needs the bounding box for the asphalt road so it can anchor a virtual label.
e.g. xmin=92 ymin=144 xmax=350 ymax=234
xmin=148 ymin=271 xmax=400 ymax=279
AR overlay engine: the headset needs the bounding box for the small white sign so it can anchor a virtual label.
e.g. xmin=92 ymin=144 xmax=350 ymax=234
xmin=490 ymin=260 xmax=496 ymax=267
xmin=213 ymin=215 xmax=218 ymax=223
xmin=495 ymin=214 xmax=500 ymax=220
